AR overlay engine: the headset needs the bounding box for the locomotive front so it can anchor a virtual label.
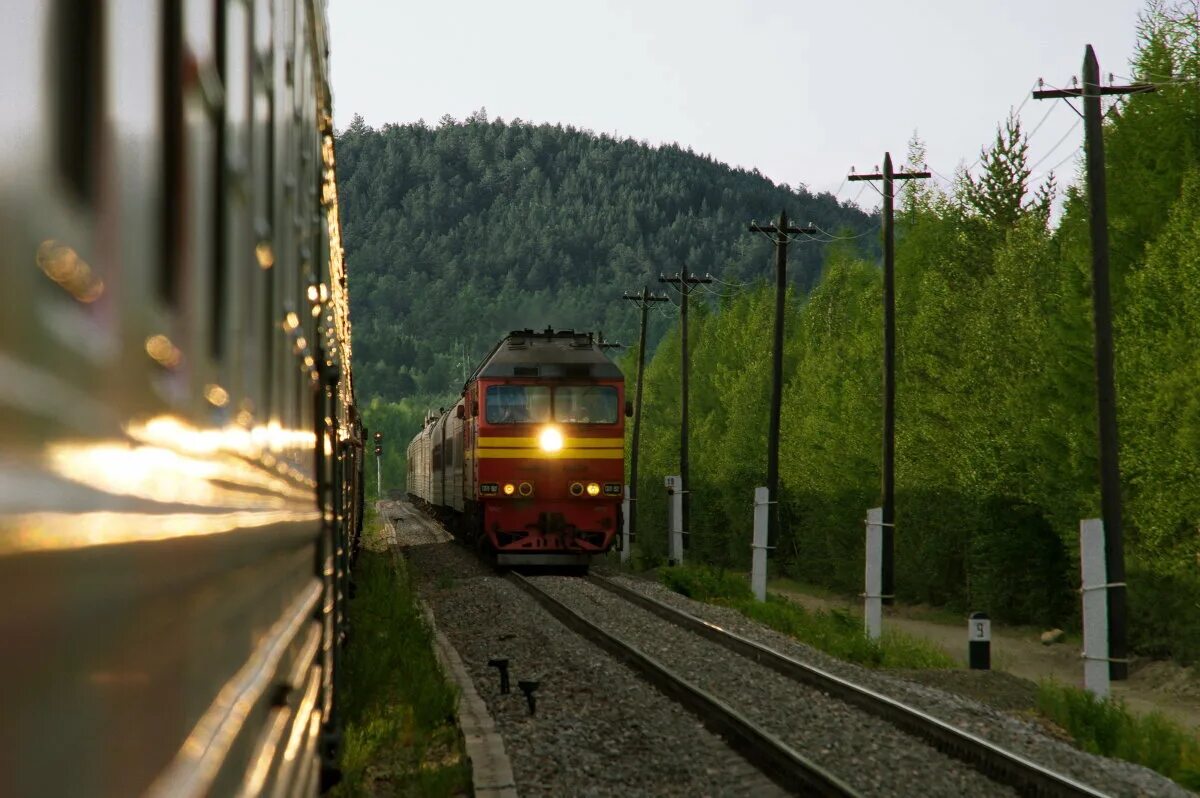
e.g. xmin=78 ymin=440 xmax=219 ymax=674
xmin=467 ymin=329 xmax=626 ymax=566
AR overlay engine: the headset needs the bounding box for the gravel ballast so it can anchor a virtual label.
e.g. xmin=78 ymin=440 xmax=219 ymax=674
xmin=604 ymin=573 xmax=1191 ymax=798
xmin=406 ymin=542 xmax=786 ymax=797
xmin=531 ymin=575 xmax=1019 ymax=798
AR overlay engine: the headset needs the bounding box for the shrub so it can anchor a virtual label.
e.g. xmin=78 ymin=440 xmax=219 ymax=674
xmin=1037 ymin=681 xmax=1200 ymax=790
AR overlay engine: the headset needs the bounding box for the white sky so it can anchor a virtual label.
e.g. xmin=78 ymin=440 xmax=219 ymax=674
xmin=328 ymin=0 xmax=1146 ymax=210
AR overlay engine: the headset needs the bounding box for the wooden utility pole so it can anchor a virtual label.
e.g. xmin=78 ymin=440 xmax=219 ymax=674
xmin=1034 ymin=46 xmax=1153 ymax=680
xmin=848 ymin=156 xmax=929 ymax=606
xmin=746 ymin=212 xmax=817 ymax=552
xmin=622 ymin=287 xmax=670 ymax=547
xmin=659 ymin=269 xmax=712 ymax=551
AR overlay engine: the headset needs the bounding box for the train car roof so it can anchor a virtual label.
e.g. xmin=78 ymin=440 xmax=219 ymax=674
xmin=469 ymin=328 xmax=623 ymax=382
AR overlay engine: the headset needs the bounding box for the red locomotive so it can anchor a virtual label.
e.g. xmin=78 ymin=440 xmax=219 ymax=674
xmin=408 ymin=328 xmax=628 ymax=566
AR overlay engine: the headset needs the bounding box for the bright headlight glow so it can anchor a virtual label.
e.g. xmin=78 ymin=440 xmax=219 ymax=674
xmin=539 ymin=427 xmax=564 ymax=452
xmin=586 ymin=482 xmax=601 ymax=497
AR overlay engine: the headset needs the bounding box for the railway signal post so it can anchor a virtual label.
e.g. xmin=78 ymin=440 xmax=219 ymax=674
xmin=847 ymin=159 xmax=928 ymax=606
xmin=1032 ymin=48 xmax=1153 ymax=681
xmin=373 ymin=431 xmax=383 ymax=498
xmin=746 ymin=212 xmax=816 ymax=556
xmin=659 ymin=270 xmax=712 ymax=552
xmin=622 ymin=287 xmax=669 ymax=556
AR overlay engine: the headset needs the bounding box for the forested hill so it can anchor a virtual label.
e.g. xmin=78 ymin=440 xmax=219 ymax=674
xmin=336 ymin=112 xmax=875 ymax=401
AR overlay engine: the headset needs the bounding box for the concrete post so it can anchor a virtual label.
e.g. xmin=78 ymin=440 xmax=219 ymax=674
xmin=751 ymin=487 xmax=769 ymax=602
xmin=968 ymin=612 xmax=991 ymax=669
xmin=665 ymin=475 xmax=683 ymax=565
xmin=621 ymin=485 xmax=631 ymax=563
xmin=864 ymin=507 xmax=883 ymax=641
xmin=1081 ymin=518 xmax=1111 ymax=698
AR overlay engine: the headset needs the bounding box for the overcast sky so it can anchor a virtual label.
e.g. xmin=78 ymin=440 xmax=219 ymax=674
xmin=328 ymin=0 xmax=1146 ymax=210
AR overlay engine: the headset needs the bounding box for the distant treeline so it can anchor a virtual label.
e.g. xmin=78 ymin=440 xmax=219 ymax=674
xmin=629 ymin=3 xmax=1200 ymax=662
xmin=336 ymin=112 xmax=875 ymax=402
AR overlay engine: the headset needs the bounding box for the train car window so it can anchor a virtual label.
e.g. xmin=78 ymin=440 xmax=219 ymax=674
xmin=54 ymin=0 xmax=104 ymax=203
xmin=553 ymin=386 xmax=619 ymax=424
xmin=159 ymin=0 xmax=183 ymax=304
xmin=486 ymin=386 xmax=550 ymax=424
xmin=209 ymin=0 xmax=228 ymax=359
xmin=253 ymin=0 xmax=275 ymax=407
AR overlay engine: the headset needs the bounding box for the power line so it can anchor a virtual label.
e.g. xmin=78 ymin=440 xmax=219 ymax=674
xmin=1028 ymin=119 xmax=1082 ymax=172
xmin=1033 ymin=46 xmax=1157 ymax=684
xmin=847 ymin=154 xmax=930 ymax=607
xmin=745 ymin=212 xmax=817 ymax=558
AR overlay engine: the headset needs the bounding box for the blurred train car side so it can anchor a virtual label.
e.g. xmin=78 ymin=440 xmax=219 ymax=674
xmin=0 ymin=3 xmax=362 ymax=796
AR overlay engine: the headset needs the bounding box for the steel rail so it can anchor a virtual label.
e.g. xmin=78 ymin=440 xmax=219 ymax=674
xmin=588 ymin=575 xmax=1109 ymax=798
xmin=506 ymin=572 xmax=860 ymax=797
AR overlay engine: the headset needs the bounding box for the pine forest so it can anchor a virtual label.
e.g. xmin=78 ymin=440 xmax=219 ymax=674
xmin=341 ymin=4 xmax=1200 ymax=663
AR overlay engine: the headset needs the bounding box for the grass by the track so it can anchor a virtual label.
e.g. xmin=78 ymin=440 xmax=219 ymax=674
xmin=658 ymin=564 xmax=1200 ymax=790
xmin=333 ymin=508 xmax=469 ymax=797
xmin=659 ymin=565 xmax=957 ymax=669
xmin=1036 ymin=681 xmax=1200 ymax=790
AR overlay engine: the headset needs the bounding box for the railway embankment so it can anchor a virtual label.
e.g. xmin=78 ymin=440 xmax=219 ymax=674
xmin=390 ymin=499 xmax=1192 ymax=795
xmin=331 ymin=504 xmax=469 ymax=796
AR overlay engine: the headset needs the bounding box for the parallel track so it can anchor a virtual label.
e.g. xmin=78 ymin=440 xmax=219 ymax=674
xmin=587 ymin=574 xmax=1108 ymax=798
xmin=506 ymin=571 xmax=860 ymax=797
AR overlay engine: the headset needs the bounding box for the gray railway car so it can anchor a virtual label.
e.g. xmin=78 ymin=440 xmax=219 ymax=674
xmin=0 ymin=2 xmax=362 ymax=796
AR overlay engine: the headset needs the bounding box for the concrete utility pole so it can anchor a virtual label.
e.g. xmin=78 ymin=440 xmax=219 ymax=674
xmin=1034 ymin=47 xmax=1153 ymax=680
xmin=847 ymin=157 xmax=929 ymax=606
xmin=622 ymin=287 xmax=670 ymax=548
xmin=659 ymin=269 xmax=713 ymax=551
xmin=373 ymin=431 xmax=383 ymax=498
xmin=746 ymin=212 xmax=816 ymax=553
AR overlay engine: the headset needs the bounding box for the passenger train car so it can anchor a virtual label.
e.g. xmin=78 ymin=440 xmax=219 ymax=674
xmin=408 ymin=329 xmax=628 ymax=567
xmin=1 ymin=3 xmax=361 ymax=796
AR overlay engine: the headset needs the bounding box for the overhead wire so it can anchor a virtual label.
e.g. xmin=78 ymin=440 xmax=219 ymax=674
xmin=1041 ymin=146 xmax=1083 ymax=177
xmin=1028 ymin=118 xmax=1082 ymax=172
xmin=1114 ymin=71 xmax=1200 ymax=87
xmin=706 ymin=273 xmax=750 ymax=287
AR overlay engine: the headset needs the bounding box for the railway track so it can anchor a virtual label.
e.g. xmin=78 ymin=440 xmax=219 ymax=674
xmin=508 ymin=571 xmax=858 ymax=796
xmin=510 ymin=571 xmax=1108 ymax=798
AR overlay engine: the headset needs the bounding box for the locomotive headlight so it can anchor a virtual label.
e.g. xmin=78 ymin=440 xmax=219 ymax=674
xmin=586 ymin=482 xmax=601 ymax=497
xmin=503 ymin=483 xmax=516 ymax=496
xmin=539 ymin=426 xmax=564 ymax=453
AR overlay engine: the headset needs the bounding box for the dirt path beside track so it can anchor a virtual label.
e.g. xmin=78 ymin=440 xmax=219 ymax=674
xmin=770 ymin=582 xmax=1200 ymax=731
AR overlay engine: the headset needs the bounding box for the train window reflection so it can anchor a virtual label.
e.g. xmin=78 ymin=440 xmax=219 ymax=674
xmin=554 ymin=386 xmax=618 ymax=424
xmin=486 ymin=386 xmax=550 ymax=424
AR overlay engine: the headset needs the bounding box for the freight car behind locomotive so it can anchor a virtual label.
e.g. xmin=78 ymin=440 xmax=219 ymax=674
xmin=409 ymin=328 xmax=629 ymax=566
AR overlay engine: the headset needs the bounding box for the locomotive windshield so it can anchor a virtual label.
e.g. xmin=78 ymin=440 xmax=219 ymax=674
xmin=485 ymin=385 xmax=618 ymax=424
xmin=486 ymin=385 xmax=551 ymax=423
xmin=554 ymin=385 xmax=618 ymax=424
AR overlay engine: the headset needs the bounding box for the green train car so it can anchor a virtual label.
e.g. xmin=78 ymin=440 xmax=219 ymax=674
xmin=0 ymin=2 xmax=363 ymax=795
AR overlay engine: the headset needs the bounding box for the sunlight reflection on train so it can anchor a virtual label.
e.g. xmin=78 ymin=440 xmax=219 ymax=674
xmin=1 ymin=509 xmax=319 ymax=555
xmin=45 ymin=441 xmax=300 ymax=507
xmin=35 ymin=240 xmax=104 ymax=303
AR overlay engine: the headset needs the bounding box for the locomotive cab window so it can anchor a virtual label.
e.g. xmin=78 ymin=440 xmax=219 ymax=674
xmin=486 ymin=385 xmax=550 ymax=424
xmin=554 ymin=386 xmax=618 ymax=424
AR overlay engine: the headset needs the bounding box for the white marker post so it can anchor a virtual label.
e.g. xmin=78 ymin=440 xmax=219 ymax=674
xmin=751 ymin=487 xmax=770 ymax=602
xmin=620 ymin=485 xmax=631 ymax=563
xmin=864 ymin=507 xmax=883 ymax=641
xmin=1080 ymin=518 xmax=1110 ymax=698
xmin=665 ymin=476 xmax=683 ymax=565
